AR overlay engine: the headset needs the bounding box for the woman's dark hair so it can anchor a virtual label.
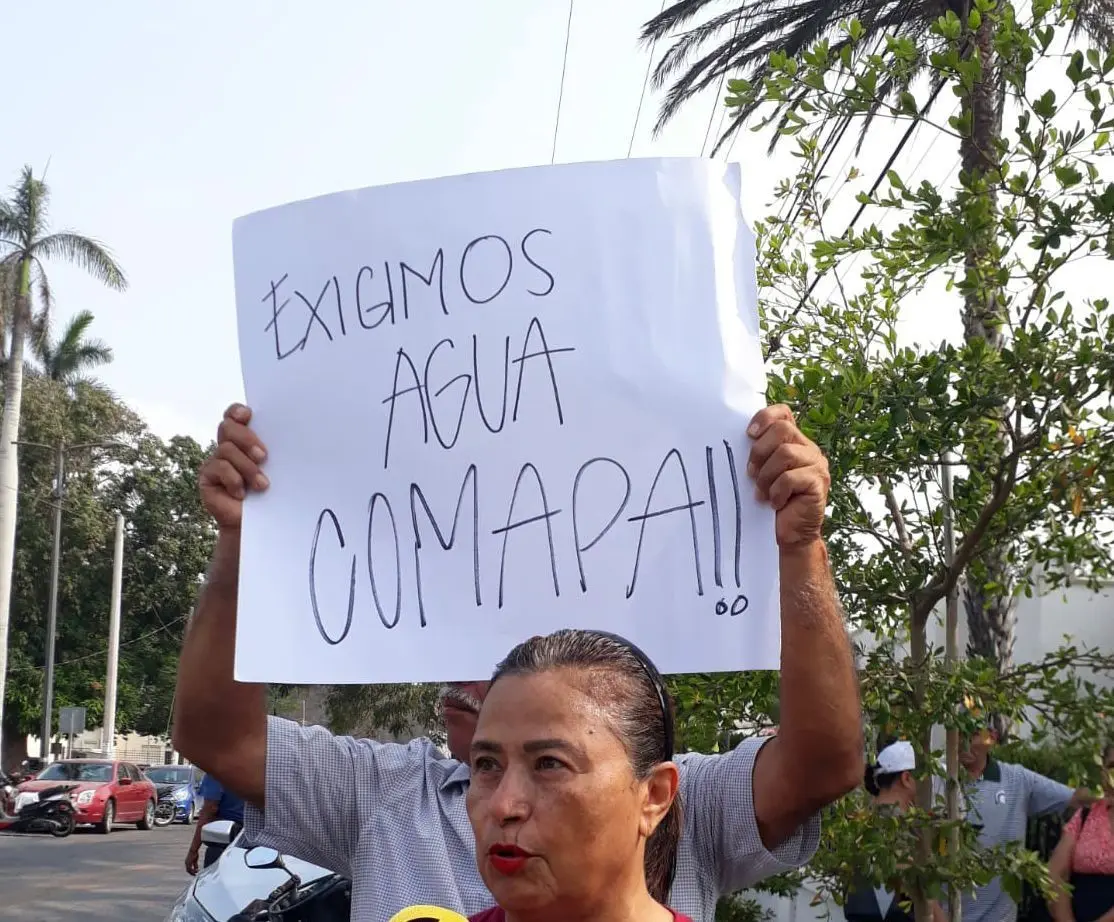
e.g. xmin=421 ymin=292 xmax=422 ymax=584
xmin=491 ymin=629 xmax=681 ymax=905
xmin=863 ymin=737 xmax=908 ymax=797
xmin=863 ymin=764 xmax=906 ymax=797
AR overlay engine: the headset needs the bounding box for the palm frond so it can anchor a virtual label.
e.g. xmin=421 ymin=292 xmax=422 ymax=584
xmin=72 ymin=341 xmax=113 ymax=367
xmin=10 ymin=165 xmax=48 ymax=248
xmin=0 ymin=261 xmax=16 ymax=360
xmin=59 ymin=308 xmax=97 ymax=348
xmin=1069 ymin=0 xmax=1114 ymax=47
xmin=37 ymin=309 xmax=114 ymax=384
xmin=643 ymin=0 xmax=964 ymax=147
xmin=0 ymin=200 xmax=20 ymax=248
xmin=32 ymin=258 xmax=53 ymax=319
xmin=32 ymin=232 xmax=127 ymax=291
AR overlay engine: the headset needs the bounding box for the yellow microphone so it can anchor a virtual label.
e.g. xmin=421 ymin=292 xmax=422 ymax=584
xmin=388 ymin=906 xmax=469 ymax=922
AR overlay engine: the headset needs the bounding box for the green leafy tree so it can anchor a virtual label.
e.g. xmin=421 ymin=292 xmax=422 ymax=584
xmin=325 ymin=682 xmax=443 ymax=746
xmin=32 ymin=309 xmax=114 ymax=388
xmin=659 ymin=2 xmax=1114 ymax=919
xmin=1 ymin=377 xmax=213 ymax=766
xmin=0 ymin=166 xmax=126 ymax=757
xmin=643 ymin=0 xmax=1114 ymax=700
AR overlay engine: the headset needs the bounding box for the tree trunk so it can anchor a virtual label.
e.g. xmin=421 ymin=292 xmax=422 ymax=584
xmin=960 ymin=13 xmax=1015 ymax=708
xmin=0 ymin=262 xmax=30 ymax=760
xmin=910 ymin=609 xmax=935 ymax=922
xmin=0 ymin=713 xmax=27 ymax=772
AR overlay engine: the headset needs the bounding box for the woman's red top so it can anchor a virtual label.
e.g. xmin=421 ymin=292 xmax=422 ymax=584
xmin=469 ymin=909 xmax=693 ymax=921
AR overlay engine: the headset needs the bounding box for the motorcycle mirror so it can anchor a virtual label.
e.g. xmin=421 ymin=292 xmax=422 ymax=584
xmin=244 ymin=846 xmax=283 ymax=870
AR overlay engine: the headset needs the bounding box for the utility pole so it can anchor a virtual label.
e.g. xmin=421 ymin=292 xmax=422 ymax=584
xmin=40 ymin=443 xmax=65 ymax=761
xmin=102 ymin=513 xmax=124 ymax=759
xmin=942 ymin=448 xmax=962 ymax=922
xmin=13 ymin=438 xmax=125 ymax=761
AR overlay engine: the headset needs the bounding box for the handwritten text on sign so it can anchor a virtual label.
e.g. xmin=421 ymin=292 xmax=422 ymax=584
xmin=232 ymin=158 xmax=779 ymax=684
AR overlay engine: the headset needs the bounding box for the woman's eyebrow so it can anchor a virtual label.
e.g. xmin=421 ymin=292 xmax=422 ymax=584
xmin=469 ymin=738 xmax=589 ymax=760
xmin=523 ymin=738 xmax=588 ymax=760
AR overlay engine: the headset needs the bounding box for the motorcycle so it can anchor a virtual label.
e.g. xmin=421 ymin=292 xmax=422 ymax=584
xmin=153 ymin=787 xmax=179 ymax=827
xmin=228 ymin=847 xmax=351 ymax=922
xmin=0 ymin=772 xmax=77 ymax=837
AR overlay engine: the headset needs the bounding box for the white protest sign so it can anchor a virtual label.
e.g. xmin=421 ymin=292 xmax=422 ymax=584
xmin=232 ymin=157 xmax=779 ymax=684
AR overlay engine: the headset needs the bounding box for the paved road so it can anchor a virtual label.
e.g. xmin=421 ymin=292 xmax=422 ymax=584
xmin=1 ymin=821 xmax=194 ymax=922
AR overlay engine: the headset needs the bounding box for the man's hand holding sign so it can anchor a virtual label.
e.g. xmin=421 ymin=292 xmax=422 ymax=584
xmin=174 ymin=159 xmax=861 ymax=922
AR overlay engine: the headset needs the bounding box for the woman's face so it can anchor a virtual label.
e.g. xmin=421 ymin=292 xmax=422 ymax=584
xmin=465 ymin=669 xmax=677 ymax=916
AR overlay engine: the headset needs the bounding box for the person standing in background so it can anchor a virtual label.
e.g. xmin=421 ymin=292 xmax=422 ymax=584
xmin=185 ymin=772 xmax=246 ymax=875
xmin=844 ymin=741 xmax=947 ymax=922
xmin=961 ymin=720 xmax=1094 ymax=922
xmin=1048 ymin=743 xmax=1114 ymax=922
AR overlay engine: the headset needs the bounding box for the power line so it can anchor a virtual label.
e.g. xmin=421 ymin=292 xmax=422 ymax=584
xmin=765 ymin=78 xmax=949 ymax=352
xmin=8 ymin=614 xmax=188 ymax=675
xmin=628 ymin=0 xmax=668 ymax=157
xmin=551 ymin=0 xmax=576 ymax=164
xmin=700 ymin=14 xmax=744 ymax=157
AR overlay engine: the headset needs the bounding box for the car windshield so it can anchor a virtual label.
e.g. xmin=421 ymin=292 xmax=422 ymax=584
xmin=35 ymin=762 xmax=113 ymax=782
xmin=145 ymin=767 xmax=193 ymax=784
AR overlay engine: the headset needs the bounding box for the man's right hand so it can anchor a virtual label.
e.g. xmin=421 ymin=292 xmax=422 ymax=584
xmin=200 ymin=404 xmax=270 ymax=529
xmin=186 ymin=845 xmax=201 ymax=876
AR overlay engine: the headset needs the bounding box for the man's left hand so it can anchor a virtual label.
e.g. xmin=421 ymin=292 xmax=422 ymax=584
xmin=747 ymin=404 xmax=830 ymax=549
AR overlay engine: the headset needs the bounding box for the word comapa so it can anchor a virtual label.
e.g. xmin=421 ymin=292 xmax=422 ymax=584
xmin=261 ymin=228 xmax=555 ymax=361
xmin=306 ymin=442 xmax=751 ymax=646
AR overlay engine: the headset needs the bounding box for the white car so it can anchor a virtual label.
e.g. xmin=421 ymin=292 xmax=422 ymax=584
xmin=165 ymin=820 xmax=350 ymax=921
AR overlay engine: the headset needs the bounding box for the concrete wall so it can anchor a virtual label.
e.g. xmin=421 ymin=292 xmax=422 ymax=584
xmin=23 ymin=728 xmax=174 ymax=765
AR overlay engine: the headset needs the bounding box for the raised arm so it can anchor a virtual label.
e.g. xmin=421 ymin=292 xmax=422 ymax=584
xmin=747 ymin=405 xmax=864 ymax=848
xmin=1024 ymin=766 xmax=1085 ymax=818
xmin=172 ymin=404 xmax=270 ymax=805
xmin=172 ymin=404 xmax=423 ymax=877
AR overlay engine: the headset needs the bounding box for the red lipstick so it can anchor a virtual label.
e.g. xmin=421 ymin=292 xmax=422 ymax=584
xmin=488 ymin=843 xmax=532 ymax=875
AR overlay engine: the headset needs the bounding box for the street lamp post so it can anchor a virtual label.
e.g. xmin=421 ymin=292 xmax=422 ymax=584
xmin=16 ymin=438 xmax=126 ymax=761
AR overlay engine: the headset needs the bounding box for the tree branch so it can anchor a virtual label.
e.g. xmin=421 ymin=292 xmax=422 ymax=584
xmin=912 ymin=429 xmax=1040 ymax=622
xmin=881 ymin=477 xmax=914 ymax=553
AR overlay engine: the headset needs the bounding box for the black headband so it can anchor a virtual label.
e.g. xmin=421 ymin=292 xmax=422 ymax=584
xmin=587 ymin=630 xmax=675 ymax=761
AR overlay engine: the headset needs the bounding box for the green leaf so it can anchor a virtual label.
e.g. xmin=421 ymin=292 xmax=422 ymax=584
xmin=1033 ymin=89 xmax=1057 ymax=119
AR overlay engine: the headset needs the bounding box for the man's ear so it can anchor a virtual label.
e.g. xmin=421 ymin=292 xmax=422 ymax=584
xmin=641 ymin=761 xmax=680 ymax=838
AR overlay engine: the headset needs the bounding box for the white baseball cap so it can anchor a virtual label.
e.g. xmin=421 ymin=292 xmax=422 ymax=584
xmin=876 ymin=740 xmax=916 ymax=774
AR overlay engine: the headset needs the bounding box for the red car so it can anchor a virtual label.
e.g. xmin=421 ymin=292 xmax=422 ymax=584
xmin=17 ymin=759 xmax=158 ymax=832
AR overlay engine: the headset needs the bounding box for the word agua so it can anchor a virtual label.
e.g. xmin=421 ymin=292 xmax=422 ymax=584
xmin=261 ymin=228 xmax=555 ymax=361
xmin=306 ymin=443 xmax=751 ymax=647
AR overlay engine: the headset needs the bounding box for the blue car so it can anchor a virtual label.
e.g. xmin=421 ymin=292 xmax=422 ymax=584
xmin=144 ymin=765 xmax=202 ymax=824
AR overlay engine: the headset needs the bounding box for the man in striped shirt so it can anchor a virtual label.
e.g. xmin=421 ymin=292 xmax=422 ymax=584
xmin=173 ymin=402 xmax=865 ymax=922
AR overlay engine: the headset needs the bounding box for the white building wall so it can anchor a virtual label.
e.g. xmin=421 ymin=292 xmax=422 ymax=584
xmin=24 ymin=728 xmax=176 ymax=765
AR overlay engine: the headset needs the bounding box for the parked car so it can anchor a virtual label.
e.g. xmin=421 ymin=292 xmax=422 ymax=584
xmin=17 ymin=758 xmax=158 ymax=833
xmin=144 ymin=765 xmax=202 ymax=824
xmin=165 ymin=821 xmax=349 ymax=922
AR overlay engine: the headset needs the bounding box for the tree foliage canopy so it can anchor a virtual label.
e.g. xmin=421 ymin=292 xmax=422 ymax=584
xmin=703 ymin=0 xmax=1114 ymax=916
xmin=2 ymin=375 xmax=214 ymax=752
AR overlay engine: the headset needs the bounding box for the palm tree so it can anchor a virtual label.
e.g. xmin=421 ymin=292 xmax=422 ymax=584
xmin=642 ymin=0 xmax=1114 ymax=687
xmin=0 ymin=166 xmax=126 ymax=756
xmin=32 ymin=310 xmax=114 ymax=389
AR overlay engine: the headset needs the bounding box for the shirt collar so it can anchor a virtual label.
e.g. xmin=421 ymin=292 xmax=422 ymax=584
xmin=439 ymin=760 xmax=472 ymax=791
xmin=980 ymin=758 xmax=1002 ymax=782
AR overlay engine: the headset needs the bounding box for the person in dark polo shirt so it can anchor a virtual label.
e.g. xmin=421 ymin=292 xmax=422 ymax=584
xmin=185 ymin=772 xmax=246 ymax=875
